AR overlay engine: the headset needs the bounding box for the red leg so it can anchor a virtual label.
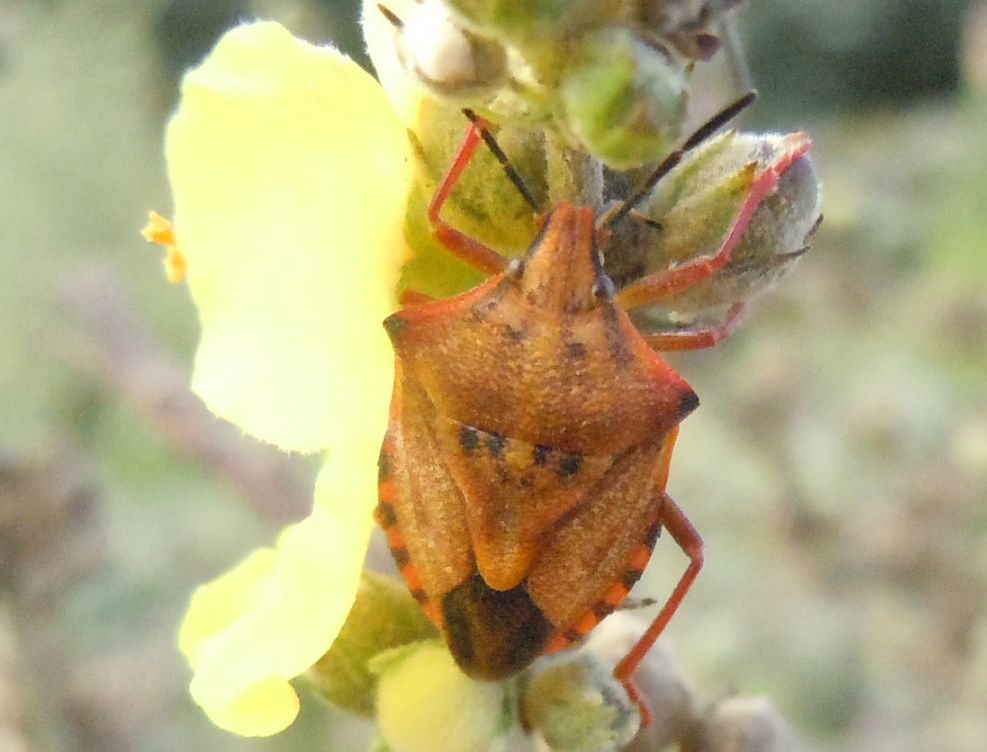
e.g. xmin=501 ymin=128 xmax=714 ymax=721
xmin=614 ymin=493 xmax=704 ymax=714
xmin=614 ymin=168 xmax=778 ymax=311
xmin=643 ymin=303 xmax=747 ymax=351
xmin=428 ymin=120 xmax=509 ymax=276
xmin=614 ymin=133 xmax=811 ymax=312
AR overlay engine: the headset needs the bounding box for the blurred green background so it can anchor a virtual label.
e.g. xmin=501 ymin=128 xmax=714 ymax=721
xmin=2 ymin=1 xmax=986 ymax=750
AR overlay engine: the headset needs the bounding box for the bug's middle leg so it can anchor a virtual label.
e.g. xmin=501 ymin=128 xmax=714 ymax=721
xmin=641 ymin=302 xmax=747 ymax=351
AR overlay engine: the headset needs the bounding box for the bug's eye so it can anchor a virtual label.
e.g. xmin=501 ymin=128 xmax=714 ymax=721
xmin=507 ymin=258 xmax=525 ymax=278
xmin=592 ymin=274 xmax=616 ymax=300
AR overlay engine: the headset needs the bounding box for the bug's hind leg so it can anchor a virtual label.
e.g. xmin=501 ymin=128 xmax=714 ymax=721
xmin=613 ymin=492 xmax=704 ymax=726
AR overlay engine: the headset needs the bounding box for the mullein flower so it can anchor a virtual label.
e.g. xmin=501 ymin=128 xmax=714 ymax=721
xmin=150 ymin=5 xmax=539 ymax=737
xmin=151 ymin=19 xmax=414 ymax=736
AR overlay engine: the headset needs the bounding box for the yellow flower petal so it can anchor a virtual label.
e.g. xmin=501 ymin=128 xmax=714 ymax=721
xmin=165 ymin=21 xmax=411 ymax=451
xmin=178 ymin=458 xmax=375 ymax=737
xmin=200 ymin=676 xmax=300 ymax=738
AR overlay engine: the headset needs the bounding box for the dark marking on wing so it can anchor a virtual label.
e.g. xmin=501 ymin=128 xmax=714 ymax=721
xmin=487 ymin=431 xmax=507 ymax=458
xmin=504 ymin=324 xmax=525 ymax=342
xmin=559 ymin=452 xmax=583 ymax=477
xmin=566 ymin=340 xmax=588 ymax=359
xmin=459 ymin=425 xmax=481 ymax=452
xmin=533 ymin=444 xmax=550 ymax=466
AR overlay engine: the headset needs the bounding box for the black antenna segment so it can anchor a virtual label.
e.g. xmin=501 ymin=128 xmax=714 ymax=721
xmin=602 ymin=90 xmax=758 ymax=229
xmin=462 ymin=109 xmax=541 ymax=214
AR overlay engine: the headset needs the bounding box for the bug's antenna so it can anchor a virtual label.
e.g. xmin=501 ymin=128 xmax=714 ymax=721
xmin=377 ymin=3 xmax=403 ymax=28
xmin=462 ymin=109 xmax=541 ymax=213
xmin=601 ymin=90 xmax=758 ymax=229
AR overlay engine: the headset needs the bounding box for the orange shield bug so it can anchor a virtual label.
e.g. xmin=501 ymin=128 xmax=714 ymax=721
xmin=375 ymin=93 xmax=811 ymax=713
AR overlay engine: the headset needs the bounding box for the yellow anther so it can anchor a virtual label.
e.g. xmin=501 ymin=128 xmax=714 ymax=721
xmin=142 ymin=210 xmax=176 ymax=245
xmin=165 ymin=245 xmax=188 ymax=284
xmin=142 ymin=210 xmax=186 ymax=284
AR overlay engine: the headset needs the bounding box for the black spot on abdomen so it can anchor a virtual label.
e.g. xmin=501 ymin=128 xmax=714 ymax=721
xmin=459 ymin=426 xmax=481 ymax=452
xmin=441 ymin=574 xmax=552 ymax=680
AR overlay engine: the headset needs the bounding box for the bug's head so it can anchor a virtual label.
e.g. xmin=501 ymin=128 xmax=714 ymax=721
xmin=512 ymin=202 xmax=614 ymax=314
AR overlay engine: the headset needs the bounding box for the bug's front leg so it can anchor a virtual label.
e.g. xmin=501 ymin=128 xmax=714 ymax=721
xmin=427 ymin=119 xmax=511 ymax=276
xmin=613 ymin=133 xmax=811 ymax=317
xmin=613 ymin=492 xmax=704 ymax=725
xmin=613 ymin=169 xmax=780 ymax=313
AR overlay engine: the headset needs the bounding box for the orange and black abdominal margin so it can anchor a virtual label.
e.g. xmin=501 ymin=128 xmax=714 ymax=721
xmin=376 ymin=432 xmax=662 ymax=681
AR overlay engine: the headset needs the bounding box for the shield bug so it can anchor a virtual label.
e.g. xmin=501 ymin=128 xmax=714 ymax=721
xmin=376 ymin=93 xmax=810 ymax=714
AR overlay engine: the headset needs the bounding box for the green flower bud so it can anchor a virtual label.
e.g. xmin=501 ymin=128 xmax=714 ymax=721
xmin=621 ymin=129 xmax=820 ymax=329
xmin=397 ymin=0 xmax=508 ymax=100
xmin=305 ymin=572 xmax=437 ymax=716
xmin=374 ymin=641 xmax=521 ymax=752
xmin=560 ymin=28 xmax=688 ymax=169
xmin=521 ymin=652 xmax=640 ymax=752
xmin=400 ymin=96 xmax=546 ymax=299
xmin=682 ymin=696 xmax=792 ymax=752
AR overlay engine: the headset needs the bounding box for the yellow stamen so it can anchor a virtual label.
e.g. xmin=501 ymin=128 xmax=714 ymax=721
xmin=142 ymin=210 xmax=186 ymax=284
xmin=142 ymin=210 xmax=176 ymax=245
xmin=165 ymin=245 xmax=188 ymax=284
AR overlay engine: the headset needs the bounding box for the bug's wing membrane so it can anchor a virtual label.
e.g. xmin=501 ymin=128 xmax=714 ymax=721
xmin=383 ymin=364 xmax=474 ymax=602
xmin=526 ymin=438 xmax=667 ymax=630
xmin=437 ymin=418 xmax=615 ymax=592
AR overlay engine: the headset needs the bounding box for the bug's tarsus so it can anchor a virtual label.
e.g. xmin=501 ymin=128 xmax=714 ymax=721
xmin=626 ymin=209 xmax=663 ymax=232
xmin=615 ymin=597 xmax=658 ymax=611
xmin=602 ymin=90 xmax=758 ymax=229
xmin=462 ymin=109 xmax=541 ymax=213
xmin=778 ymin=245 xmax=811 ymax=262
